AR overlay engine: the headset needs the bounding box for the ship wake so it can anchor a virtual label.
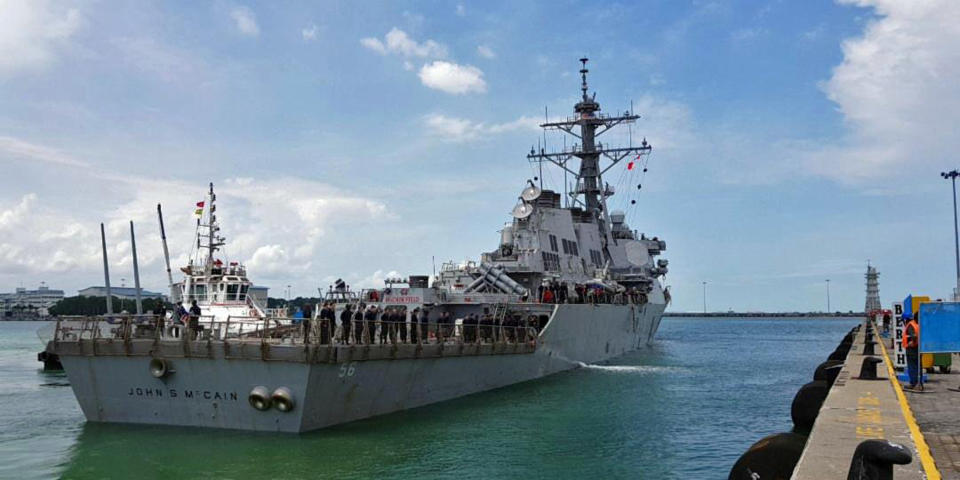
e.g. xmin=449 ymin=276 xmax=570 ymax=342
xmin=575 ymin=362 xmax=683 ymax=374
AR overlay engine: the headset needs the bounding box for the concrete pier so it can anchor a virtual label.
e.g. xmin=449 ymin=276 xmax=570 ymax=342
xmin=792 ymin=321 xmax=938 ymax=479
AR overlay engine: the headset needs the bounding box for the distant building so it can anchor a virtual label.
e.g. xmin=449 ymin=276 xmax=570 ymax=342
xmin=77 ymin=286 xmax=165 ymax=300
xmin=0 ymin=285 xmax=65 ymax=318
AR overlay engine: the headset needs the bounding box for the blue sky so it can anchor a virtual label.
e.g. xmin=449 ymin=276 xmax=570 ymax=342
xmin=2 ymin=0 xmax=959 ymax=312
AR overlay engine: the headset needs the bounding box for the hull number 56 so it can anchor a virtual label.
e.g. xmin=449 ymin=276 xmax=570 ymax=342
xmin=338 ymin=362 xmax=357 ymax=378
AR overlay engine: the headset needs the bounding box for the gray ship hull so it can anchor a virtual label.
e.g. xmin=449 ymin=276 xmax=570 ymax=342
xmin=56 ymin=303 xmax=664 ymax=432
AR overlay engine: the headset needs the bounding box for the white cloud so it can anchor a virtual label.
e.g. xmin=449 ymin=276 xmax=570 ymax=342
xmin=0 ymin=193 xmax=99 ymax=276
xmin=418 ymin=61 xmax=486 ymax=94
xmin=0 ymin=135 xmax=89 ymax=167
xmin=360 ymin=37 xmax=387 ymax=54
xmin=360 ymin=28 xmax=447 ymax=58
xmin=301 ymin=24 xmax=318 ymax=41
xmin=230 ymin=6 xmax=259 ymax=37
xmin=0 ymin=0 xmax=82 ymax=74
xmin=0 ymin=169 xmax=395 ymax=296
xmin=424 ymin=114 xmax=539 ymax=142
xmin=456 ymin=4 xmax=466 ymax=17
xmin=476 ymin=45 xmax=496 ymax=59
xmin=0 ymin=193 xmax=35 ymax=229
xmin=806 ymin=0 xmax=960 ymax=183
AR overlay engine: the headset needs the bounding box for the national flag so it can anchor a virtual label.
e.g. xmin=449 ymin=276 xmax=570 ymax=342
xmin=196 ymin=201 xmax=205 ymax=208
xmin=627 ymin=161 xmax=634 ymax=170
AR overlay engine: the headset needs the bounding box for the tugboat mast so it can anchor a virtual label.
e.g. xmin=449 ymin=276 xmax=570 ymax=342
xmin=197 ymin=182 xmax=225 ymax=274
xmin=528 ymin=58 xmax=652 ymax=253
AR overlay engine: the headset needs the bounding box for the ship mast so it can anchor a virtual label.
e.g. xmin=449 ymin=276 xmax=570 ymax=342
xmin=527 ymin=58 xmax=652 ymax=254
xmin=198 ymin=182 xmax=225 ymax=274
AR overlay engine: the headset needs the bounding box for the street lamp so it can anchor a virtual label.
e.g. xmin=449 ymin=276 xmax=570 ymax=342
xmin=942 ymin=170 xmax=960 ymax=300
xmin=702 ymin=281 xmax=707 ymax=314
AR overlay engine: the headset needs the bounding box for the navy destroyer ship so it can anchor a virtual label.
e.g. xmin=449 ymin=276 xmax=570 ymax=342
xmin=46 ymin=59 xmax=670 ymax=432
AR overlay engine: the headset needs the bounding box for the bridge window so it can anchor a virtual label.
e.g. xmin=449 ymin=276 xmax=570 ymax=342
xmin=541 ymin=252 xmax=560 ymax=272
xmin=190 ymin=284 xmax=207 ymax=302
xmin=227 ymin=284 xmax=239 ymax=301
xmin=589 ymin=250 xmax=603 ymax=267
xmin=548 ymin=234 xmax=558 ymax=252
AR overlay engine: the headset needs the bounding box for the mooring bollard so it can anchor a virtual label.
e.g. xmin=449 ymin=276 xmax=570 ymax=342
xmin=791 ymin=380 xmax=831 ymax=434
xmin=865 ymin=332 xmax=875 ymax=343
xmin=846 ymin=439 xmax=912 ymax=480
xmin=728 ymin=432 xmax=807 ymax=480
xmin=857 ymin=357 xmax=884 ymax=380
xmin=863 ymin=340 xmax=877 ymax=356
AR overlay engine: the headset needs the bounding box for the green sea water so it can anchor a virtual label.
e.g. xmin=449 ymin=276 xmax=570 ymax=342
xmin=0 ymin=317 xmax=858 ymax=479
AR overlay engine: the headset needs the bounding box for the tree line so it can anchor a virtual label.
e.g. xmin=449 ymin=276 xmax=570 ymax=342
xmin=49 ymin=296 xmax=166 ymax=316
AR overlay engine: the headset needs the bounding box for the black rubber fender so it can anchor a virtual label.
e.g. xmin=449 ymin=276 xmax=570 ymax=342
xmin=728 ymin=432 xmax=807 ymax=480
xmin=791 ymin=380 xmax=830 ymax=435
xmin=814 ymin=360 xmax=844 ymax=386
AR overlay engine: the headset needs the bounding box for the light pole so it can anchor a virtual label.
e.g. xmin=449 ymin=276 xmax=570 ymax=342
xmin=941 ymin=170 xmax=960 ymax=300
xmin=702 ymin=281 xmax=707 ymax=314
xmin=826 ymin=279 xmax=831 ymax=313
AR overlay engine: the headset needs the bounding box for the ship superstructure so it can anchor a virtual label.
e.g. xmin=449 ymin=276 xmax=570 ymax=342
xmin=47 ymin=59 xmax=670 ymax=433
xmin=434 ymin=58 xmax=668 ymax=300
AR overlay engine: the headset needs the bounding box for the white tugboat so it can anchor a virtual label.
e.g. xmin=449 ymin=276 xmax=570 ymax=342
xmin=169 ymin=183 xmax=274 ymax=338
xmin=47 ymin=58 xmax=670 ymax=432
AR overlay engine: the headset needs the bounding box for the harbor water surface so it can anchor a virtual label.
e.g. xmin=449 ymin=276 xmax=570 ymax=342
xmin=0 ymin=317 xmax=857 ymax=479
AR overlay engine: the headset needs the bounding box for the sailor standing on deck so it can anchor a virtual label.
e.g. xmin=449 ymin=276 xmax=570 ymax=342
xmin=419 ymin=308 xmax=430 ymax=343
xmin=320 ymin=303 xmax=335 ymax=344
xmin=175 ymin=301 xmax=188 ymax=323
xmin=340 ymin=305 xmax=352 ymax=344
xmin=363 ymin=305 xmax=377 ymax=344
xmin=353 ymin=304 xmax=365 ymax=344
xmin=410 ymin=308 xmax=420 ymax=343
xmin=398 ymin=308 xmax=408 ymax=343
xmin=302 ymin=303 xmax=313 ymax=344
xmin=378 ymin=307 xmax=390 ymax=344
xmin=153 ymin=301 xmax=167 ymax=332
xmin=188 ymin=300 xmax=202 ymax=339
xmin=903 ymin=311 xmax=921 ymax=389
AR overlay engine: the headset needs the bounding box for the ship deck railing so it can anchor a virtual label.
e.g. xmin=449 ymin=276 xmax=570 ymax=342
xmin=49 ymin=315 xmax=542 ymax=362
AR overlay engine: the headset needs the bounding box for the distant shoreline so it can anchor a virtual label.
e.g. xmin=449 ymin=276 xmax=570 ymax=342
xmin=665 ymin=312 xmax=865 ymax=318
